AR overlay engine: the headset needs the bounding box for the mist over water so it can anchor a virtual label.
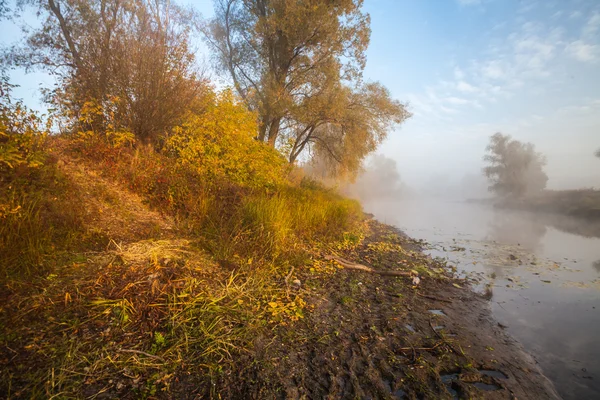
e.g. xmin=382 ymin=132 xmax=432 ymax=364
xmin=352 ymin=183 xmax=600 ymax=399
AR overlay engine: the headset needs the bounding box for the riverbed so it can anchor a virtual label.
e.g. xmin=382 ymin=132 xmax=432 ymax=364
xmin=363 ymin=198 xmax=600 ymax=400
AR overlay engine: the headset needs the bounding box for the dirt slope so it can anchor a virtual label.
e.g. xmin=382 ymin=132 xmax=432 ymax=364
xmin=56 ymin=154 xmax=175 ymax=243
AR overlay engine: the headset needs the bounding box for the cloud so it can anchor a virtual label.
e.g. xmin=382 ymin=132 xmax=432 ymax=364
xmin=481 ymin=60 xmax=506 ymax=80
xmin=445 ymin=96 xmax=470 ymax=105
xmin=566 ymin=40 xmax=599 ymax=62
xmin=583 ymin=12 xmax=600 ymax=38
xmin=453 ymin=66 xmax=465 ymax=80
xmin=569 ymin=10 xmax=583 ymax=19
xmin=404 ymin=5 xmax=599 ymax=127
xmin=456 ymin=80 xmax=479 ymax=93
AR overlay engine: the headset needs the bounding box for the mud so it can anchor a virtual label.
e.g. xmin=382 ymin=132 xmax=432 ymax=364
xmin=194 ymin=219 xmax=561 ymax=399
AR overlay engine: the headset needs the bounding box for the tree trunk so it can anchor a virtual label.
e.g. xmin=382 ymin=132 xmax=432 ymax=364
xmin=266 ymin=117 xmax=281 ymax=147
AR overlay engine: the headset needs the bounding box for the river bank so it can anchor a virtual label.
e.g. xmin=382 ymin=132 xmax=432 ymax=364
xmin=1 ymin=215 xmax=562 ymax=399
xmin=361 ymin=198 xmax=600 ymax=399
xmin=173 ymin=218 xmax=560 ymax=399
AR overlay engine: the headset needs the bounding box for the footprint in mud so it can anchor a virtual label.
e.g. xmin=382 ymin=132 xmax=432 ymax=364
xmin=473 ymin=382 xmax=502 ymax=391
xmin=479 ymin=369 xmax=508 ymax=380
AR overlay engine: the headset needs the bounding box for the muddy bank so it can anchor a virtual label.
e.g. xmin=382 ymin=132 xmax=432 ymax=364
xmin=183 ymin=219 xmax=560 ymax=399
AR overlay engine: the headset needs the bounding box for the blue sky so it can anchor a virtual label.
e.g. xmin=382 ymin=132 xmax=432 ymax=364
xmin=2 ymin=0 xmax=599 ymax=189
xmin=361 ymin=0 xmax=600 ymax=189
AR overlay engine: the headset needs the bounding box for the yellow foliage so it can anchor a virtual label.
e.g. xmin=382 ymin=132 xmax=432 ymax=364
xmin=309 ymin=259 xmax=341 ymax=275
xmin=167 ymin=90 xmax=287 ymax=188
xmin=76 ymin=98 xmax=136 ymax=149
xmin=0 ymin=96 xmax=48 ymax=170
xmin=266 ymin=295 xmax=306 ymax=322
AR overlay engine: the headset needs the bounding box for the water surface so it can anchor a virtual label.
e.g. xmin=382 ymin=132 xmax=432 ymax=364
xmin=364 ymin=199 xmax=600 ymax=400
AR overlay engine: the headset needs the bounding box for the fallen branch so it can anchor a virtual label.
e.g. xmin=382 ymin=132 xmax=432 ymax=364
xmin=325 ymin=255 xmax=413 ymax=277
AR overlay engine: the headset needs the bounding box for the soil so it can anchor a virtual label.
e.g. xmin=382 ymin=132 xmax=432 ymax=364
xmin=199 ymin=220 xmax=561 ymax=400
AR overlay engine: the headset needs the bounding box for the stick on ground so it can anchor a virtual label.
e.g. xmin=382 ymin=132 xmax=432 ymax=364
xmin=325 ymin=255 xmax=413 ymax=277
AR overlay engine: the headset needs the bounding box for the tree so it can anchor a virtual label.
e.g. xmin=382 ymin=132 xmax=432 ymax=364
xmin=203 ymin=0 xmax=409 ymax=177
xmin=4 ymin=0 xmax=202 ymax=142
xmin=483 ymin=133 xmax=548 ymax=198
xmin=595 ymin=148 xmax=600 ymax=159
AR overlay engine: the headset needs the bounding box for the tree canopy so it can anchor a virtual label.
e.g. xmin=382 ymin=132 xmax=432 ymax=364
xmin=4 ymin=0 xmax=202 ymax=142
xmin=204 ymin=0 xmax=410 ymax=178
xmin=483 ymin=132 xmax=548 ymax=198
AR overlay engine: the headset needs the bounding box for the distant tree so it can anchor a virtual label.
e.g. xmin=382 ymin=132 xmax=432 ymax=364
xmin=483 ymin=133 xmax=548 ymax=198
xmin=595 ymin=148 xmax=600 ymax=159
xmin=203 ymin=0 xmax=410 ymax=178
xmin=4 ymin=0 xmax=202 ymax=142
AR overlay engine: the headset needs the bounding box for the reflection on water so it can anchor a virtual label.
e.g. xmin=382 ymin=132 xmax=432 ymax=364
xmin=363 ymin=199 xmax=600 ymax=400
xmin=487 ymin=210 xmax=547 ymax=251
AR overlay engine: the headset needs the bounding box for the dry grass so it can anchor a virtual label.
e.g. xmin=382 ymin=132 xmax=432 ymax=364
xmin=0 ymin=136 xmax=365 ymax=398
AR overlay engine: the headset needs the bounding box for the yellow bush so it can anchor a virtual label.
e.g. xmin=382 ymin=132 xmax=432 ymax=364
xmin=167 ymin=90 xmax=287 ymax=188
xmin=76 ymin=98 xmax=136 ymax=149
xmin=0 ymin=93 xmax=48 ymax=171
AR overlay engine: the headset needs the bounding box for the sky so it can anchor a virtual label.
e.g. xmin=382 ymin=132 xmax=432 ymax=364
xmin=1 ymin=0 xmax=599 ymax=190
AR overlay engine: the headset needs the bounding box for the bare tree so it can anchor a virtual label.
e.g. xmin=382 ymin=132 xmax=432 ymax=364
xmin=483 ymin=132 xmax=548 ymax=198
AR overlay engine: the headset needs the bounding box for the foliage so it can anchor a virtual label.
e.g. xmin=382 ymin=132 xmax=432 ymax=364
xmin=0 ymin=78 xmax=48 ymax=171
xmin=7 ymin=0 xmax=202 ymax=142
xmin=75 ymin=98 xmax=136 ymax=148
xmin=167 ymin=90 xmax=288 ymax=188
xmin=0 ymin=82 xmax=84 ymax=278
xmin=204 ymin=0 xmax=410 ymax=176
xmin=290 ymin=82 xmax=411 ymax=179
xmin=483 ymin=132 xmax=548 ymax=198
xmin=595 ymin=148 xmax=600 ymax=159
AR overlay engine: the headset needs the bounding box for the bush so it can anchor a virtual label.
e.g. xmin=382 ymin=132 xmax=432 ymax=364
xmin=0 ymin=81 xmax=85 ymax=278
xmin=166 ymin=90 xmax=288 ymax=188
xmin=0 ymin=80 xmax=48 ymax=171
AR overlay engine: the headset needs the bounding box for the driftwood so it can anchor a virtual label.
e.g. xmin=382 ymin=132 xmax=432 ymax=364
xmin=325 ymin=255 xmax=413 ymax=277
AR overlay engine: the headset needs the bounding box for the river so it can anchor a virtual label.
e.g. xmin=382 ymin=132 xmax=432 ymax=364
xmin=363 ymin=198 xmax=600 ymax=400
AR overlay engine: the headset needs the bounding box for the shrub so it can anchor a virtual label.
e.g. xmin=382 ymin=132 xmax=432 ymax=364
xmin=0 ymin=80 xmax=48 ymax=171
xmin=166 ymin=90 xmax=288 ymax=188
xmin=0 ymin=81 xmax=84 ymax=278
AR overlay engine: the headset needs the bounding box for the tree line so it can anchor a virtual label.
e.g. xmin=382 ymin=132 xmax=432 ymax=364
xmin=1 ymin=0 xmax=411 ymax=179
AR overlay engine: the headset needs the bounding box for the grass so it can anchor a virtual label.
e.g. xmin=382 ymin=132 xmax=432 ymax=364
xmin=0 ymin=135 xmax=366 ymax=398
xmin=0 ymin=159 xmax=86 ymax=279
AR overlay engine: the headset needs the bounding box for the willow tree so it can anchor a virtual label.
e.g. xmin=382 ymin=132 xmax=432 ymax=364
xmin=204 ymin=0 xmax=409 ymax=177
xmin=483 ymin=133 xmax=548 ymax=198
xmin=4 ymin=0 xmax=202 ymax=142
